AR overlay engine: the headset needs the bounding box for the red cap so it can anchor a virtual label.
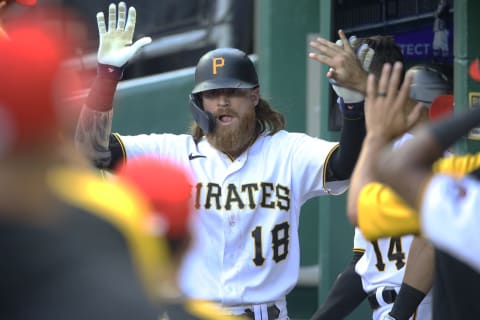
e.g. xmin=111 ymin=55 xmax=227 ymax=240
xmin=429 ymin=94 xmax=454 ymax=121
xmin=0 ymin=14 xmax=83 ymax=155
xmin=116 ymin=157 xmax=194 ymax=240
xmin=469 ymin=58 xmax=480 ymax=82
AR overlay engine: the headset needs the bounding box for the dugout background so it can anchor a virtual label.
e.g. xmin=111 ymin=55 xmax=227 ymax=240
xmin=100 ymin=0 xmax=480 ymax=319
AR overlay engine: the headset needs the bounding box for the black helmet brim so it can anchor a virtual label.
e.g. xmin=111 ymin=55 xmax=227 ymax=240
xmin=192 ymin=78 xmax=258 ymax=94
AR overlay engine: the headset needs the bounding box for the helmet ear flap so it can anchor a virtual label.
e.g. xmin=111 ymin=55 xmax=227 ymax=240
xmin=189 ymin=94 xmax=215 ymax=134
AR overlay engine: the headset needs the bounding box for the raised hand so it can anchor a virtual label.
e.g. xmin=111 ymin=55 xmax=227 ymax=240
xmin=365 ymin=62 xmax=424 ymax=141
xmin=96 ymin=2 xmax=152 ymax=67
xmin=309 ymin=30 xmax=369 ymax=95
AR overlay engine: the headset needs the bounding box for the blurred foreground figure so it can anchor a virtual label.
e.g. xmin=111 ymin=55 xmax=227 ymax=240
xmin=0 ymin=15 xmax=166 ymax=320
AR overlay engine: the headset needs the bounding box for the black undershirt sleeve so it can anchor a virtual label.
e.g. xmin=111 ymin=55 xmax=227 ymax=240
xmin=107 ymin=134 xmax=126 ymax=170
xmin=310 ymin=251 xmax=366 ymax=320
xmin=326 ymin=117 xmax=366 ymax=181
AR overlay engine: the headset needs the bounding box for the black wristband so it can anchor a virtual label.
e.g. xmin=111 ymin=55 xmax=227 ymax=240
xmin=430 ymin=107 xmax=480 ymax=150
xmin=388 ymin=283 xmax=426 ymax=320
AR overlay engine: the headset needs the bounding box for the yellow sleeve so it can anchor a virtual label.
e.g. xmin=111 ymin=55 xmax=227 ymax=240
xmin=357 ymin=182 xmax=420 ymax=241
xmin=433 ymin=153 xmax=480 ymax=176
xmin=357 ymin=153 xmax=480 ymax=241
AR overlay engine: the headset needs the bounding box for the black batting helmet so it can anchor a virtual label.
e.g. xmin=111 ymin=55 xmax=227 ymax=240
xmin=408 ymin=64 xmax=452 ymax=105
xmin=191 ymin=48 xmax=258 ymax=94
xmin=189 ymin=48 xmax=259 ymax=134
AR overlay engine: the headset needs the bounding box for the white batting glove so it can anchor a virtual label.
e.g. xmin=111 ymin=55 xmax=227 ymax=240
xmin=330 ymin=36 xmax=375 ymax=103
xmin=96 ymin=2 xmax=152 ymax=68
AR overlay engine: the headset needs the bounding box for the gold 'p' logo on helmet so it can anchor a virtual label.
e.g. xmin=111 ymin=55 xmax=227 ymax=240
xmin=212 ymin=57 xmax=225 ymax=75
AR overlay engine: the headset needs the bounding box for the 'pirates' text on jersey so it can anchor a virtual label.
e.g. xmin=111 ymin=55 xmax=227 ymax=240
xmin=118 ymin=130 xmax=348 ymax=305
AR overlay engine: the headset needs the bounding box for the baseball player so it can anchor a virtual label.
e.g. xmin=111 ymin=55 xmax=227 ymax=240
xmin=351 ymin=64 xmax=456 ymax=320
xmin=362 ymin=60 xmax=480 ymax=319
xmin=75 ymin=3 xmax=368 ymax=319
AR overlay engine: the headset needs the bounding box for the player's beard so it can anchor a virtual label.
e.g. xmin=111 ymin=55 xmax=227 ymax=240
xmin=207 ymin=109 xmax=256 ymax=156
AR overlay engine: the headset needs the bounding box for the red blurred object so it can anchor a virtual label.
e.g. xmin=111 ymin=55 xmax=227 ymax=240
xmin=469 ymin=58 xmax=480 ymax=82
xmin=116 ymin=157 xmax=194 ymax=240
xmin=429 ymin=95 xmax=454 ymax=121
xmin=6 ymin=0 xmax=37 ymax=6
xmin=0 ymin=13 xmax=85 ymax=154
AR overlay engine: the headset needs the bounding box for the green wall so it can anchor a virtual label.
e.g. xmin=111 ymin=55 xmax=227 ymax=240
xmin=453 ymin=0 xmax=480 ymax=154
xmin=112 ymin=68 xmax=195 ymax=135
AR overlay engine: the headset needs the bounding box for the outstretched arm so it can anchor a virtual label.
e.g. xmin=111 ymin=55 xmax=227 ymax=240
xmin=347 ymin=62 xmax=423 ymax=224
xmin=376 ymin=106 xmax=480 ymax=210
xmin=387 ymin=237 xmax=434 ymax=320
xmin=75 ymin=2 xmax=151 ymax=168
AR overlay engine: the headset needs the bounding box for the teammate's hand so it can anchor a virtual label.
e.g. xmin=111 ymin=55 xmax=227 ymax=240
xmin=309 ymin=30 xmax=370 ymax=96
xmin=365 ymin=62 xmax=423 ymax=141
xmin=96 ymin=2 xmax=152 ymax=68
xmin=329 ymin=35 xmax=375 ymax=103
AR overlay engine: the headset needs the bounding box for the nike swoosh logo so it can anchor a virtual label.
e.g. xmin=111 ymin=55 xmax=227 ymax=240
xmin=188 ymin=153 xmax=206 ymax=160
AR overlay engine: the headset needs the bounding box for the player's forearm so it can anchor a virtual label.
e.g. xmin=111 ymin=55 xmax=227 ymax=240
xmin=376 ymin=132 xmax=439 ymax=209
xmin=378 ymin=107 xmax=480 ymax=208
xmin=403 ymin=236 xmax=434 ymax=293
xmin=385 ymin=240 xmax=433 ymax=320
xmin=74 ymin=64 xmax=122 ymax=168
xmin=75 ymin=107 xmax=114 ymax=168
xmin=388 ymin=238 xmax=434 ymax=320
xmin=327 ymin=116 xmax=366 ymax=182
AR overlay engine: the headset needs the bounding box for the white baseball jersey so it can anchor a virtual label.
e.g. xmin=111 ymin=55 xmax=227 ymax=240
xmin=354 ymin=229 xmax=413 ymax=293
xmin=353 ymin=133 xmax=432 ymax=320
xmin=421 ymin=174 xmax=480 ymax=273
xmin=118 ymin=130 xmax=348 ymax=315
xmin=354 ymin=229 xmax=434 ymax=320
xmin=354 ymin=133 xmax=414 ymax=292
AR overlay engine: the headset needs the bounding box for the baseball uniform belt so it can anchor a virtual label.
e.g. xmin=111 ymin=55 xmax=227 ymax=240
xmin=367 ymin=287 xmax=398 ymax=310
xmin=241 ymin=304 xmax=280 ymax=320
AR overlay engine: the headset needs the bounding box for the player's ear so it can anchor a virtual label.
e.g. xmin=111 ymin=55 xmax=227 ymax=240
xmin=250 ymin=87 xmax=260 ymax=106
